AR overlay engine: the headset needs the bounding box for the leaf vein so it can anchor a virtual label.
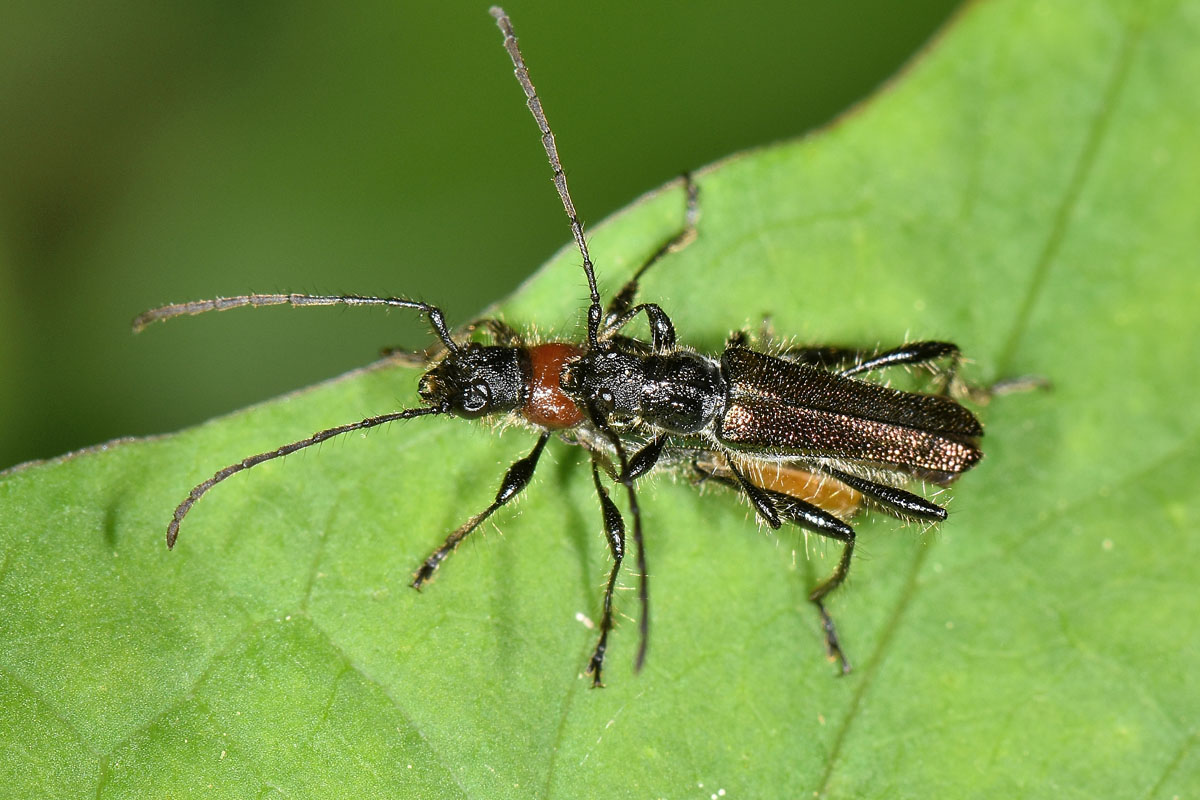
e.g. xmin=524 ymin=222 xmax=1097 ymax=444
xmin=306 ymin=616 xmax=473 ymax=799
xmin=1141 ymin=726 xmax=1200 ymax=800
xmin=0 ymin=662 xmax=102 ymax=761
xmin=813 ymin=541 xmax=931 ymax=796
xmin=968 ymin=424 xmax=1200 ymax=572
xmin=995 ymin=8 xmax=1146 ymax=374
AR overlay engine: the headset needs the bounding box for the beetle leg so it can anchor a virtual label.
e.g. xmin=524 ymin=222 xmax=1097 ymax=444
xmin=699 ymin=460 xmax=858 ymax=674
xmin=411 ymin=431 xmax=550 ymax=589
xmin=603 ymin=173 xmax=699 ymax=333
xmin=602 ymin=302 xmax=677 ymax=352
xmin=837 ymin=340 xmax=961 ymax=379
xmin=587 ymin=403 xmax=653 ymax=676
xmin=774 ymin=341 xmax=961 ymax=384
xmin=759 ymin=484 xmax=857 ymax=675
xmin=820 ymin=467 xmax=947 ymax=522
xmin=587 ymin=458 xmax=626 ymax=687
xmin=776 ymin=345 xmax=872 ymax=371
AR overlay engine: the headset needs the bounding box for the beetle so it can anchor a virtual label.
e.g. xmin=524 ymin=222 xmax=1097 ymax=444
xmin=137 ymin=6 xmax=992 ymax=683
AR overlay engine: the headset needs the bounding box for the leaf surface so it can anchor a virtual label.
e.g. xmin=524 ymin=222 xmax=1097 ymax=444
xmin=2 ymin=0 xmax=1198 ymax=796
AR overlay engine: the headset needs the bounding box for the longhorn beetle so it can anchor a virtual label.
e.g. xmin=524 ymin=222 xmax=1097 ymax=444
xmin=137 ymin=7 xmax=991 ymax=684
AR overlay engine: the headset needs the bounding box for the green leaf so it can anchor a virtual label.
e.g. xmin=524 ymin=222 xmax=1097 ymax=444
xmin=3 ymin=0 xmax=1198 ymax=796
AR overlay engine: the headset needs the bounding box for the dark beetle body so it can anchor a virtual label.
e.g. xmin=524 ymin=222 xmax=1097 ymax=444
xmin=421 ymin=333 xmax=982 ymax=492
xmin=717 ymin=347 xmax=981 ymax=479
xmin=420 ymin=337 xmax=983 ymax=475
xmin=412 ymin=322 xmax=983 ymax=678
xmin=557 ymin=342 xmax=981 ymax=481
xmin=139 ymin=8 xmax=992 ymax=684
xmin=564 ymin=347 xmax=725 ymax=436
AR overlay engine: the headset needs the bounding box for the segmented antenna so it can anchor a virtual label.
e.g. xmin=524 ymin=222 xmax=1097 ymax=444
xmin=132 ymin=293 xmax=459 ymax=353
xmin=489 ymin=7 xmax=603 ymax=348
xmin=165 ymin=406 xmax=444 ymax=548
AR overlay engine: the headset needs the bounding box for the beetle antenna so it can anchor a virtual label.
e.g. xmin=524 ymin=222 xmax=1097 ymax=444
xmin=165 ymin=405 xmax=445 ymax=549
xmin=133 ymin=293 xmax=459 ymax=354
xmin=490 ymin=7 xmax=603 ymax=349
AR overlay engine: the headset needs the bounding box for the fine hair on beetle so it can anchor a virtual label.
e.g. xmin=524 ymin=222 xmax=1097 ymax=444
xmin=136 ymin=6 xmax=1000 ymax=684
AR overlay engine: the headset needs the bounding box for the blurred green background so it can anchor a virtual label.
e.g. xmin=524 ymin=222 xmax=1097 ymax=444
xmin=0 ymin=1 xmax=961 ymax=470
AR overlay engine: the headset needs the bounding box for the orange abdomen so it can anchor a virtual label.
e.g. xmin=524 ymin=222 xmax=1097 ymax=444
xmin=748 ymin=462 xmax=863 ymax=519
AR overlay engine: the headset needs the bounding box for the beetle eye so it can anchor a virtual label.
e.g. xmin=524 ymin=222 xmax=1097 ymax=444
xmin=462 ymin=381 xmax=491 ymax=412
